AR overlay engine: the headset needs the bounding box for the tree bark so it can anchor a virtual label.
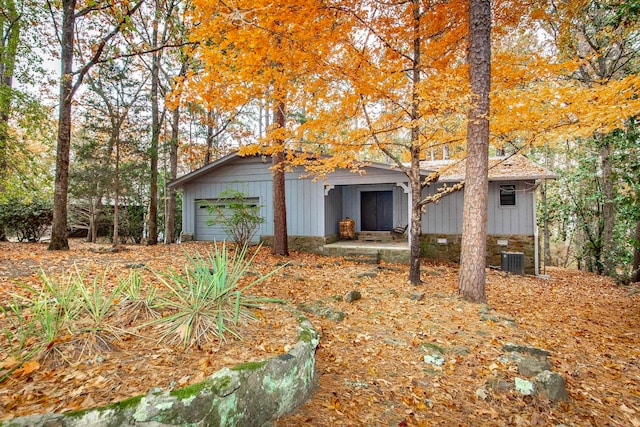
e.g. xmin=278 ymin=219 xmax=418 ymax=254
xmin=0 ymin=0 xmax=19 ymax=241
xmin=458 ymin=0 xmax=491 ymax=303
xmin=542 ymin=180 xmax=552 ymax=268
xmin=87 ymin=197 xmax=101 ymax=243
xmin=205 ymin=109 xmax=215 ymax=166
xmin=49 ymin=0 xmax=76 ymax=251
xmin=0 ymin=0 xmax=19 ymax=174
xmin=113 ymin=131 xmax=120 ymax=246
xmin=600 ymin=141 xmax=616 ymax=276
xmin=272 ymin=99 xmax=288 ymax=256
xmin=147 ymin=1 xmax=161 ymax=246
xmin=408 ymin=0 xmax=423 ymax=285
xmin=632 ymin=218 xmax=640 ymax=283
xmin=165 ymin=99 xmax=181 ymax=244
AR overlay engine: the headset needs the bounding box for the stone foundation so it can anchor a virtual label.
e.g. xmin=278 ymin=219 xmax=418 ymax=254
xmin=260 ymin=235 xmax=337 ymax=253
xmin=421 ymin=234 xmax=535 ymax=274
xmin=179 ymin=232 xmax=194 ymax=243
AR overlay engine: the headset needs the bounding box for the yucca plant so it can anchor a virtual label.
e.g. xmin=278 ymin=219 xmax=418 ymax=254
xmin=147 ymin=243 xmax=283 ymax=348
xmin=116 ymin=269 xmax=159 ymax=325
xmin=37 ymin=269 xmax=82 ymax=325
xmin=0 ymin=300 xmax=38 ymax=361
xmin=73 ymin=266 xmax=124 ymax=354
xmin=15 ymin=271 xmax=83 ymax=366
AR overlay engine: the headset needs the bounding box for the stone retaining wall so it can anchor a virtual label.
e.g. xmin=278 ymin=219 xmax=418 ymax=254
xmin=3 ymin=317 xmax=320 ymax=427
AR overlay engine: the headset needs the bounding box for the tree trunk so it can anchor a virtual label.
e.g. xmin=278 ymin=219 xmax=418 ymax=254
xmin=165 ymin=101 xmax=180 ymax=244
xmin=112 ymin=134 xmax=120 ymax=246
xmin=458 ymin=0 xmax=491 ymax=303
xmin=408 ymin=0 xmax=423 ymax=285
xmin=87 ymin=197 xmax=101 ymax=243
xmin=49 ymin=0 xmax=76 ymax=251
xmin=0 ymin=0 xmax=19 ymax=241
xmin=205 ymin=109 xmax=214 ymax=166
xmin=272 ymin=99 xmax=288 ymax=256
xmin=542 ymin=180 xmax=552 ymax=268
xmin=600 ymin=141 xmax=616 ymax=276
xmin=632 ymin=218 xmax=640 ymax=283
xmin=147 ymin=2 xmax=161 ymax=246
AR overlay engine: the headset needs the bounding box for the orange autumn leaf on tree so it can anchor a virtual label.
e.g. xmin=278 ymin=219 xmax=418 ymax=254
xmin=186 ymin=0 xmax=638 ymax=282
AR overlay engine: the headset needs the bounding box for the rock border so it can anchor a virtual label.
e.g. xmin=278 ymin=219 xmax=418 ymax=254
xmin=2 ymin=316 xmax=320 ymax=427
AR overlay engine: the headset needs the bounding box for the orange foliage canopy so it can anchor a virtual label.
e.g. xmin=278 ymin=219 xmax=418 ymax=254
xmin=186 ymin=0 xmax=639 ymax=172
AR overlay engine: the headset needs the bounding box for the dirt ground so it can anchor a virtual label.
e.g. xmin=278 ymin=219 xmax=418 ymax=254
xmin=1 ymin=240 xmax=639 ymax=426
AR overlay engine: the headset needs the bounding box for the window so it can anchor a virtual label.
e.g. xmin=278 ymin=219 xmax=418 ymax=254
xmin=499 ymin=184 xmax=516 ymax=206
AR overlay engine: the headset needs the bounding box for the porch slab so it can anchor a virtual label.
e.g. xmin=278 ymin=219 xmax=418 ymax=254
xmin=322 ymin=241 xmax=410 ymax=264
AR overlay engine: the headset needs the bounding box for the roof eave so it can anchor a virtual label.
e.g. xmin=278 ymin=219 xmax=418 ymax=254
xmin=433 ymin=174 xmax=557 ymax=183
xmin=168 ymin=151 xmax=241 ymax=189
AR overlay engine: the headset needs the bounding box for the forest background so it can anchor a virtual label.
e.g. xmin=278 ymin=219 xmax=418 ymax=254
xmin=0 ymin=0 xmax=638 ymax=285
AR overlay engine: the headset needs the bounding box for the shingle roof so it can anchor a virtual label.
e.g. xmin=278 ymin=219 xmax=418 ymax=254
xmin=419 ymin=154 xmax=556 ymax=182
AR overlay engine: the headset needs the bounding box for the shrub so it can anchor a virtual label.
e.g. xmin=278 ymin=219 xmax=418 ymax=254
xmin=116 ymin=269 xmax=159 ymax=324
xmin=0 ymin=196 xmax=53 ymax=242
xmin=147 ymin=244 xmax=282 ymax=348
xmin=206 ymin=188 xmax=264 ymax=247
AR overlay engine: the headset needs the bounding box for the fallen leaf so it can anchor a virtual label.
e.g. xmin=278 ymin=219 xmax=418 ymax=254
xmin=14 ymin=361 xmax=40 ymax=378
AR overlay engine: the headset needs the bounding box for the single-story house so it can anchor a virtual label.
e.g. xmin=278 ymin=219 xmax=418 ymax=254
xmin=168 ymin=152 xmax=555 ymax=275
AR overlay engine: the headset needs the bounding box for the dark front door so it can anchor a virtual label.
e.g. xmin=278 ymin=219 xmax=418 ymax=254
xmin=361 ymin=191 xmax=393 ymax=231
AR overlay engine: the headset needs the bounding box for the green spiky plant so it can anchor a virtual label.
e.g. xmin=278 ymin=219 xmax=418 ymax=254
xmin=1 ymin=300 xmax=38 ymax=360
xmin=73 ymin=266 xmax=124 ymax=355
xmin=116 ymin=269 xmax=159 ymax=325
xmin=147 ymin=243 xmax=284 ymax=348
xmin=16 ymin=270 xmax=83 ymax=365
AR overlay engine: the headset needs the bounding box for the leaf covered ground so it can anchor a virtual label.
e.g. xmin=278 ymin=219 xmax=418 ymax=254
xmin=1 ymin=240 xmax=639 ymax=426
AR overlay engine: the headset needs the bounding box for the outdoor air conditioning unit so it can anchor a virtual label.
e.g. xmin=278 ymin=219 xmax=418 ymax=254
xmin=501 ymin=252 xmax=525 ymax=275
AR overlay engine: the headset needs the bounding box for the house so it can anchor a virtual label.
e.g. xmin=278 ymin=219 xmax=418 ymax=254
xmin=168 ymin=152 xmax=554 ymax=275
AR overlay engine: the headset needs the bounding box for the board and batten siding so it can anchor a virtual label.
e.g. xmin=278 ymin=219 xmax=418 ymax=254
xmin=182 ymin=157 xmax=326 ymax=240
xmin=421 ymin=180 xmax=535 ymax=235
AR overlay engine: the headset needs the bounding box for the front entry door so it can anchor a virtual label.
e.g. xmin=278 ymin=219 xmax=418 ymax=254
xmin=361 ymin=191 xmax=393 ymax=231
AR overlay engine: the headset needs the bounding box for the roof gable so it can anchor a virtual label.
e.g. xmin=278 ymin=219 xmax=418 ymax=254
xmin=168 ymin=151 xmax=422 ymax=189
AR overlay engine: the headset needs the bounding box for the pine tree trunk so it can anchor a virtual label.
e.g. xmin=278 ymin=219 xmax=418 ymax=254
xmin=49 ymin=0 xmax=76 ymax=251
xmin=272 ymin=99 xmax=288 ymax=256
xmin=458 ymin=0 xmax=491 ymax=303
